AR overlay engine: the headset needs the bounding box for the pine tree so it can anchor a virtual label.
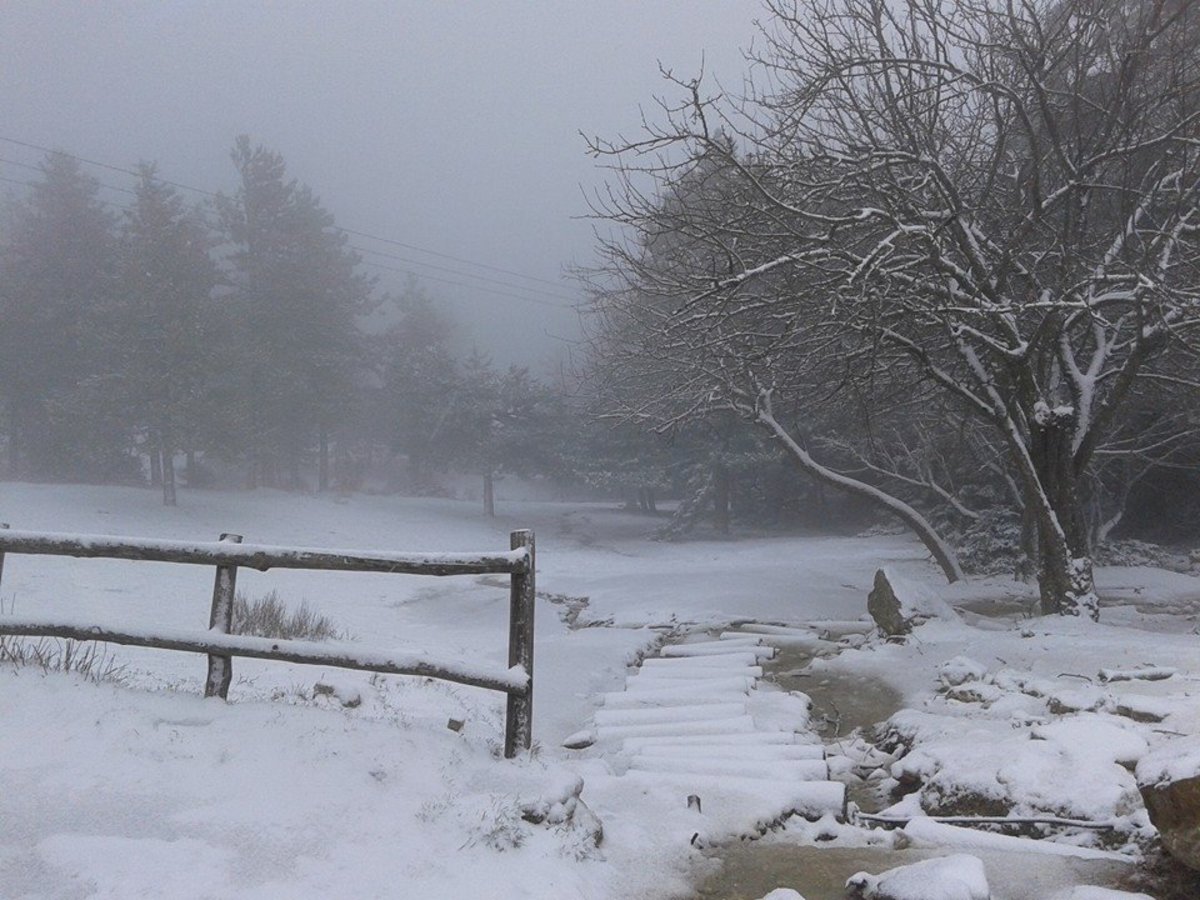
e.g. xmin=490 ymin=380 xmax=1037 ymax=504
xmin=375 ymin=286 xmax=461 ymax=490
xmin=217 ymin=136 xmax=372 ymax=488
xmin=114 ymin=164 xmax=220 ymax=504
xmin=0 ymin=153 xmax=123 ymax=480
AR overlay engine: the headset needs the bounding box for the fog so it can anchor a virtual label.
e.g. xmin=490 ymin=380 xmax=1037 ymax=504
xmin=0 ymin=1 xmax=758 ymax=368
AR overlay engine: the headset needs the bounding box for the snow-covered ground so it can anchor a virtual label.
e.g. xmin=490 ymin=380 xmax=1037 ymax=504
xmin=1 ymin=483 xmax=1198 ymax=899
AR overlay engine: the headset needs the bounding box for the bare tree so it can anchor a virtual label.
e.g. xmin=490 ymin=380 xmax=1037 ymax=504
xmin=586 ymin=0 xmax=1200 ymax=619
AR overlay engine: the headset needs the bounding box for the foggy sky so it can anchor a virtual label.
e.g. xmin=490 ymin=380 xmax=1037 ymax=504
xmin=0 ymin=1 xmax=761 ymax=369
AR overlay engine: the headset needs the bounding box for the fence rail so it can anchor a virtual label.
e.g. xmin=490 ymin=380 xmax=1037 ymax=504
xmin=0 ymin=524 xmax=536 ymax=758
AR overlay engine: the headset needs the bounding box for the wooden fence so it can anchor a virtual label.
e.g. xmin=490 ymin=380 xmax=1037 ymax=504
xmin=0 ymin=523 xmax=536 ymax=758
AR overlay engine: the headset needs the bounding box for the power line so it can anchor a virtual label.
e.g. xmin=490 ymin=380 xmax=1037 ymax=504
xmin=0 ymin=133 xmax=572 ymax=294
xmin=0 ymin=163 xmax=573 ymax=311
xmin=356 ymin=258 xmax=565 ymax=308
xmin=340 ymin=227 xmax=566 ymax=289
xmin=0 ymin=169 xmax=565 ymax=311
xmin=0 ymin=169 xmax=564 ymax=310
xmin=0 ymin=135 xmax=218 ymax=199
xmin=349 ymin=244 xmax=575 ymax=303
xmin=0 ymin=164 xmax=136 ymax=196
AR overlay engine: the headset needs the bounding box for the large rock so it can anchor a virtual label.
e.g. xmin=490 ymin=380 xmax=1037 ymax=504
xmin=1136 ymin=737 xmax=1200 ymax=870
xmin=867 ymin=567 xmax=957 ymax=636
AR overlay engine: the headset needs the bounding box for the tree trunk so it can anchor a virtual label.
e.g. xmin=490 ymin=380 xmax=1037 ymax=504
xmin=1026 ymin=410 xmax=1099 ymax=620
xmin=318 ymin=428 xmax=330 ymax=492
xmin=149 ymin=436 xmax=163 ymax=488
xmin=713 ymin=462 xmax=731 ymax=535
xmin=1015 ymin=502 xmax=1037 ymax=583
xmin=483 ymin=471 xmax=495 ymax=517
xmin=5 ymin=404 xmax=19 ymax=476
xmin=186 ymin=450 xmax=197 ymax=485
xmin=757 ymin=407 xmax=963 ymax=583
xmin=161 ymin=440 xmax=177 ymax=507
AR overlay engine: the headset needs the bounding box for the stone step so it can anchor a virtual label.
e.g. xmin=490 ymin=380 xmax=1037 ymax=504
xmin=632 ymin=743 xmax=825 ymax=762
xmin=594 ymin=703 xmax=747 ymax=728
xmin=633 ymin=665 xmax=763 ymax=681
xmin=721 ymin=630 xmax=836 ymax=650
xmin=660 ymin=643 xmax=776 ymax=660
xmin=594 ymin=715 xmax=757 ymax=741
xmin=641 ymin=653 xmax=763 ymax=669
xmin=731 ymin=623 xmax=822 ymax=637
xmin=627 ymin=755 xmax=829 ymax=782
xmin=621 ymin=731 xmax=815 ymax=752
xmin=624 ymin=674 xmax=757 ymax=692
xmin=601 ymin=685 xmax=750 ymax=709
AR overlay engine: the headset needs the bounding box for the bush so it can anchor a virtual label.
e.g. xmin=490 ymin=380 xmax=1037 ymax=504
xmin=942 ymin=507 xmax=1024 ymax=577
xmin=231 ymin=590 xmax=342 ymax=642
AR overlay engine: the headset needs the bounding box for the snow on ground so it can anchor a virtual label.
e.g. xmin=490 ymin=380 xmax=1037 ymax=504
xmin=813 ymin=612 xmax=1200 ymax=839
xmin=2 ymin=482 xmax=1199 ymax=898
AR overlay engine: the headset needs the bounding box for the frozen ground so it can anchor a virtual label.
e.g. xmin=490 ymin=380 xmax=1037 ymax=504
xmin=1 ymin=483 xmax=1198 ymax=899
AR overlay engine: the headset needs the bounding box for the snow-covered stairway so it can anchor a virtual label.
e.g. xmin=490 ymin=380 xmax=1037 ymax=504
xmin=565 ymin=632 xmax=845 ymax=846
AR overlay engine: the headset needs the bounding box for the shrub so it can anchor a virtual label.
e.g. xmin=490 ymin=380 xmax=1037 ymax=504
xmin=231 ymin=590 xmax=342 ymax=642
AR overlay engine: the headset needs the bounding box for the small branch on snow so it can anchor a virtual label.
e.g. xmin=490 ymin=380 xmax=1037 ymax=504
xmin=856 ymin=813 xmax=1119 ymax=831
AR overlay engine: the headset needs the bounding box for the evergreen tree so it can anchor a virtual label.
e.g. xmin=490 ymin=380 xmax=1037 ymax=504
xmin=0 ymin=153 xmax=123 ymax=480
xmin=375 ymin=286 xmax=461 ymax=490
xmin=114 ymin=164 xmax=220 ymax=504
xmin=216 ymin=136 xmax=372 ymax=488
xmin=448 ymin=353 xmax=559 ymax=516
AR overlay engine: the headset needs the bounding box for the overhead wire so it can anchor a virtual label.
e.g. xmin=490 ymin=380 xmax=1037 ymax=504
xmin=0 ymin=167 xmax=568 ymax=310
xmin=0 ymin=133 xmax=574 ymax=307
xmin=0 ymin=172 xmax=569 ymax=308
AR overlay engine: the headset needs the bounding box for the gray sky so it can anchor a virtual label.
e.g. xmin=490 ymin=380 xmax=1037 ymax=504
xmin=0 ymin=1 xmax=762 ymax=369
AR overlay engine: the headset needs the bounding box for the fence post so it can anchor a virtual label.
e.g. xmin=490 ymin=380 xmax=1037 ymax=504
xmin=205 ymin=532 xmax=243 ymax=699
xmin=504 ymin=529 xmax=535 ymax=758
xmin=0 ymin=523 xmax=8 ymax=597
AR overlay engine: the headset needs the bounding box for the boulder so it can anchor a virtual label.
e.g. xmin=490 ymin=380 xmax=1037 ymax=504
xmin=867 ymin=568 xmax=957 ymax=636
xmin=868 ymin=569 xmax=912 ymax=635
xmin=1139 ymin=774 xmax=1200 ymax=869
xmin=1136 ymin=737 xmax=1200 ymax=870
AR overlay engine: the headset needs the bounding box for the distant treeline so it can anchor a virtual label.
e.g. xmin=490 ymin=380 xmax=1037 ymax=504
xmin=0 ymin=138 xmax=833 ymax=528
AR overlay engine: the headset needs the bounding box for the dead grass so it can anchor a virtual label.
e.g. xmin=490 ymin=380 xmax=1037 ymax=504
xmin=231 ymin=590 xmax=343 ymax=642
xmin=0 ymin=635 xmax=126 ymax=683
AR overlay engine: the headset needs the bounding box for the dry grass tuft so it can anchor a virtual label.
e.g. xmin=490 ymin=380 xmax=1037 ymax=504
xmin=231 ymin=590 xmax=342 ymax=642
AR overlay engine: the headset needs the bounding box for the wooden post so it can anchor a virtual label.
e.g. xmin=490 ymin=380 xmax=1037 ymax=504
xmin=205 ymin=533 xmax=243 ymax=699
xmin=504 ymin=529 xmax=535 ymax=758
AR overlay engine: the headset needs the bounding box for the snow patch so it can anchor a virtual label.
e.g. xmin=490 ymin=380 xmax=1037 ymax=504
xmin=846 ymin=853 xmax=989 ymax=900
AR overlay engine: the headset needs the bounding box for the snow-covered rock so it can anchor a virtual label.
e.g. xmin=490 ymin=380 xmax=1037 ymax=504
xmin=1136 ymin=736 xmax=1200 ymax=870
xmin=845 ymin=853 xmax=989 ymax=900
xmin=938 ymin=656 xmax=989 ymax=687
xmin=1031 ymin=714 xmax=1148 ymax=768
xmin=312 ymin=675 xmax=364 ymax=708
xmin=756 ymin=890 xmax=806 ymax=900
xmin=868 ymin=567 xmax=957 ymax=636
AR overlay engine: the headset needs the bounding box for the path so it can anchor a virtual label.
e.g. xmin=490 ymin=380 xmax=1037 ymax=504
xmin=564 ymin=628 xmax=847 ymax=848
